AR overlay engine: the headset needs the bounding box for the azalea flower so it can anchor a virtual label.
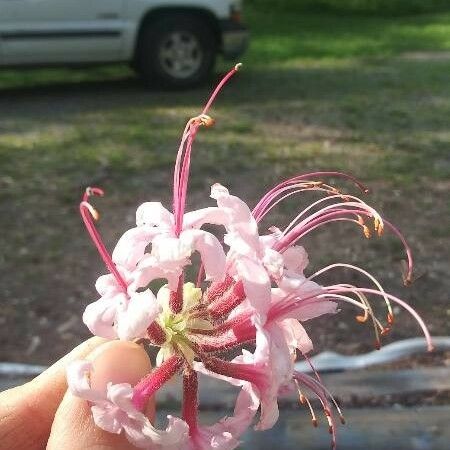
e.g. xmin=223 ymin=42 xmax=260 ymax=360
xmin=71 ymin=64 xmax=433 ymax=449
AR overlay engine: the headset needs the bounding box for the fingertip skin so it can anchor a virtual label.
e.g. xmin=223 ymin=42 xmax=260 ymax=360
xmin=0 ymin=337 xmax=106 ymax=450
xmin=47 ymin=340 xmax=155 ymax=450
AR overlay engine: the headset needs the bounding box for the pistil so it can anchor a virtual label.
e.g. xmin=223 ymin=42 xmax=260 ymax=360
xmin=79 ymin=187 xmax=128 ymax=292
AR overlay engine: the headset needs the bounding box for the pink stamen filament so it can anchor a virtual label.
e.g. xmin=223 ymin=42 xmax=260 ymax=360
xmin=253 ymin=172 xmax=369 ymax=220
xmin=326 ymin=286 xmax=433 ymax=351
xmin=286 ymin=207 xmax=414 ymax=285
xmin=303 ymin=353 xmax=324 ymax=384
xmin=282 ymin=194 xmax=379 ymax=237
xmin=253 ymin=181 xmax=351 ymax=224
xmin=274 ymin=207 xmax=380 ymax=252
xmin=255 ymin=184 xmax=354 ymax=223
xmin=294 ymin=379 xmax=318 ymax=427
xmin=79 ymin=190 xmax=128 ymax=292
xmin=301 ymin=365 xmax=345 ymax=422
xmin=284 ymin=199 xmax=382 ymax=237
xmin=310 ymin=263 xmax=393 ymax=325
xmin=294 ymin=372 xmax=338 ymax=449
xmin=132 ymin=356 xmax=183 ymax=411
xmin=172 ymin=65 xmax=241 ymax=235
xmin=382 ymin=218 xmax=414 ymax=285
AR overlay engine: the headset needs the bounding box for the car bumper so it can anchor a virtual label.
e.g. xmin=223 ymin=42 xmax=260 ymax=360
xmin=220 ymin=20 xmax=249 ymax=59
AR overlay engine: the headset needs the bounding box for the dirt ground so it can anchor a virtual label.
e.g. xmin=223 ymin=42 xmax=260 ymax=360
xmin=0 ymin=66 xmax=448 ymax=366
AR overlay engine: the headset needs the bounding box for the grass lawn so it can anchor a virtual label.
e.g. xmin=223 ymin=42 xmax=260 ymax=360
xmin=0 ymin=6 xmax=449 ymax=364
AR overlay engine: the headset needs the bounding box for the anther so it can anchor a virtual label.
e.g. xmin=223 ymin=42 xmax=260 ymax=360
xmin=340 ymin=415 xmax=346 ymax=425
xmin=234 ymin=62 xmax=243 ymax=71
xmin=356 ymin=314 xmax=368 ymax=323
xmin=374 ymin=339 xmax=381 ymax=350
xmin=80 ymin=201 xmax=99 ymax=221
xmin=403 ymin=274 xmax=413 ymax=286
xmin=199 ymin=114 xmax=215 ymax=127
xmin=387 ymin=313 xmax=395 ymax=325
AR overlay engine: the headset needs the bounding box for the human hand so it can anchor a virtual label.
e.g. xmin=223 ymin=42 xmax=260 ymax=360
xmin=0 ymin=338 xmax=155 ymax=450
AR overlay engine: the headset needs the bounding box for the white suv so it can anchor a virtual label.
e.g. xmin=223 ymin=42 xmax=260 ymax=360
xmin=0 ymin=0 xmax=248 ymax=88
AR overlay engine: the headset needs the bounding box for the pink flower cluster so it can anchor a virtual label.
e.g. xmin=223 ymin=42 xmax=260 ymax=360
xmin=68 ymin=65 xmax=432 ymax=449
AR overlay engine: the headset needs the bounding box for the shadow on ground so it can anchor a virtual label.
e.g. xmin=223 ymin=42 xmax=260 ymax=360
xmin=0 ymin=57 xmax=448 ymax=364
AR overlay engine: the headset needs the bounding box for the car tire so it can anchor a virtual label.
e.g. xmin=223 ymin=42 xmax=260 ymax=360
xmin=137 ymin=15 xmax=217 ymax=89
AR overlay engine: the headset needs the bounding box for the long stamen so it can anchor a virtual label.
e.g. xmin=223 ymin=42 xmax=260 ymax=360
xmin=310 ymin=263 xmax=394 ymax=330
xmin=382 ymin=218 xmax=414 ymax=286
xmin=292 ymin=200 xmax=382 ymax=235
xmin=274 ymin=206 xmax=383 ymax=252
xmin=282 ymin=194 xmax=377 ymax=237
xmin=252 ymin=183 xmax=323 ymax=222
xmin=79 ymin=187 xmax=127 ymax=292
xmin=172 ymin=64 xmax=241 ymax=235
xmin=254 ymin=183 xmax=353 ymax=224
xmin=294 ymin=372 xmax=338 ymax=449
xmin=303 ymin=369 xmax=346 ymax=425
xmin=253 ymin=172 xmax=369 ymax=220
xmin=294 ymin=379 xmax=318 ymax=427
xmin=326 ymin=285 xmax=433 ymax=351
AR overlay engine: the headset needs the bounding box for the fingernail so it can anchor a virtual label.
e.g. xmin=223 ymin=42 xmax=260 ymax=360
xmin=89 ymin=341 xmax=152 ymax=390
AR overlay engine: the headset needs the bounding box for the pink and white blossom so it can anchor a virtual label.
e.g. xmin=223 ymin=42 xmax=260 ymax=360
xmin=69 ymin=65 xmax=433 ymax=450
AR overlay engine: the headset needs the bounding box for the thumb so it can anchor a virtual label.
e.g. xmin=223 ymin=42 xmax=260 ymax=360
xmin=47 ymin=340 xmax=154 ymax=450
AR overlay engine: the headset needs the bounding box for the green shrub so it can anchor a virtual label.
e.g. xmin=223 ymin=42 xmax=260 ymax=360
xmin=248 ymin=0 xmax=450 ymax=15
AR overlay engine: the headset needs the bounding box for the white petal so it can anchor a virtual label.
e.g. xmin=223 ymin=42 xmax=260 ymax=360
xmin=183 ymin=207 xmax=228 ymax=229
xmin=136 ymin=202 xmax=173 ymax=228
xmin=181 ymin=229 xmax=226 ymax=282
xmin=66 ymin=360 xmax=104 ymax=402
xmin=82 ymin=294 xmax=123 ymax=340
xmin=116 ymin=289 xmax=160 ymax=341
xmin=91 ymin=404 xmax=123 ymax=434
xmin=112 ymin=226 xmax=161 ymax=269
xmin=279 ymin=318 xmax=313 ymax=354
xmin=283 ymin=246 xmax=309 ymax=272
xmin=235 ymin=256 xmax=271 ymax=323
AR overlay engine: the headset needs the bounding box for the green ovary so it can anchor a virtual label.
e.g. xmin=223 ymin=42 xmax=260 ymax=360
xmin=156 ymin=282 xmax=213 ymax=366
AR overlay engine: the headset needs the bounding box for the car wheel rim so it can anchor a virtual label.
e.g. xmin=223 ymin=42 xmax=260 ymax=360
xmin=158 ymin=31 xmax=203 ymax=79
